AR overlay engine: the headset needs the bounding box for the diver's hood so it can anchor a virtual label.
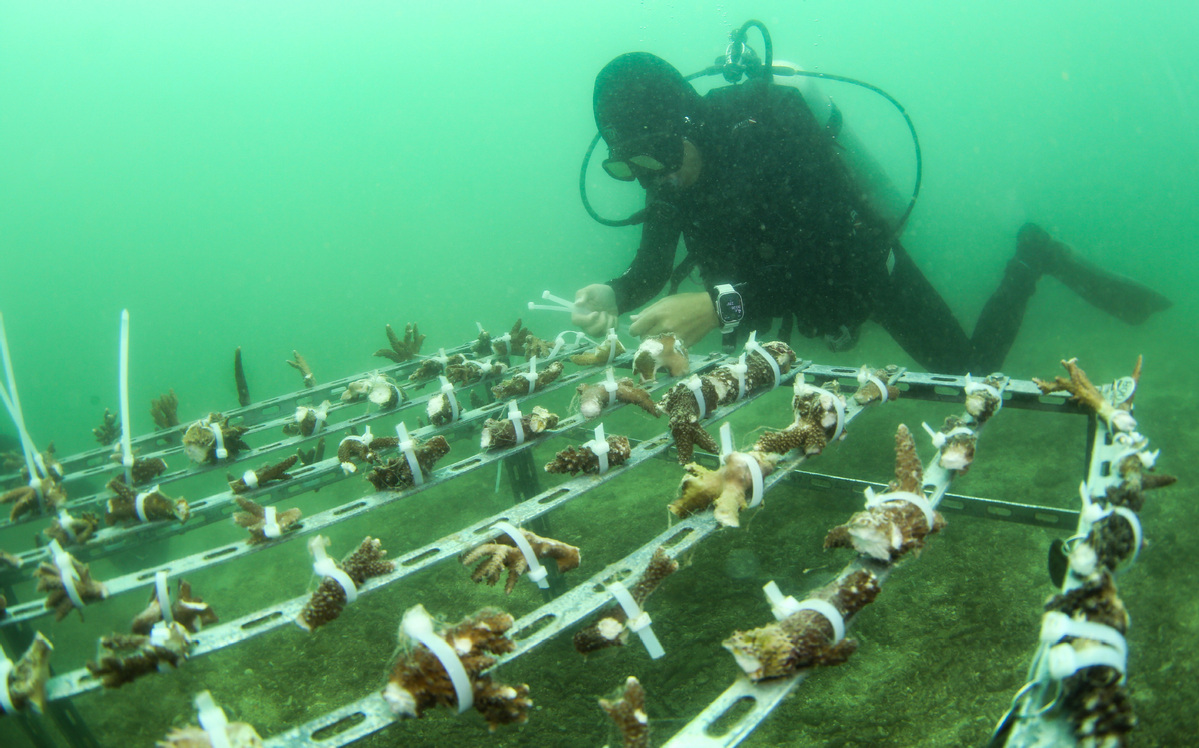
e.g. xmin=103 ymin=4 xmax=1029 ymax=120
xmin=593 ymin=52 xmax=701 ymax=172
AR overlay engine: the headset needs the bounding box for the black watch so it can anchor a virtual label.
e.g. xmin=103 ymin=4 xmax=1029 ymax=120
xmin=712 ymin=283 xmax=744 ymax=334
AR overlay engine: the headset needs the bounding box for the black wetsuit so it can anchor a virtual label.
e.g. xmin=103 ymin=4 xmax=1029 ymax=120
xmin=607 ymin=81 xmax=1037 ymax=374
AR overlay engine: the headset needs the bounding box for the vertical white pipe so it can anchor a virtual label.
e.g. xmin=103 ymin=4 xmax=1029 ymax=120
xmin=0 ymin=312 xmax=41 ymax=480
xmin=119 ymin=309 xmax=134 ymax=484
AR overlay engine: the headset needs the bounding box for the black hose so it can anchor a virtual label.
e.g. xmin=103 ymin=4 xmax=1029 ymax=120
xmin=579 ymin=132 xmax=645 ymax=227
xmin=735 ymin=19 xmax=772 ymax=84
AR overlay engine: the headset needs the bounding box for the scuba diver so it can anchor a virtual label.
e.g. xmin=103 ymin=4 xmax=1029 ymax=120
xmin=571 ymin=48 xmax=1171 ymax=374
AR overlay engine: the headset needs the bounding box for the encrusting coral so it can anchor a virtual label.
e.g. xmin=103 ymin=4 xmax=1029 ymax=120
xmin=824 ymin=424 xmax=946 ymax=562
xmin=297 ymin=536 xmax=394 ymax=631
xmin=669 ymin=449 xmax=779 ymax=528
xmin=105 ymin=477 xmax=189 ymax=525
xmin=374 ymin=322 xmax=425 ymax=363
xmin=286 ymin=350 xmax=317 ymax=388
xmin=45 ymin=510 xmax=101 ymax=546
xmin=632 ymin=334 xmax=689 ymax=382
xmin=383 ymin=605 xmax=532 ymax=729
xmin=365 ymin=435 xmax=451 ymax=492
xmin=181 ymin=413 xmax=250 ymax=463
xmin=574 ymin=547 xmax=678 ymax=654
xmin=480 ymin=406 xmax=560 ymax=450
xmin=228 ymin=455 xmax=299 ymax=494
xmin=722 ymin=569 xmax=882 ymax=681
xmin=599 ymin=676 xmax=649 ymax=748
xmin=1034 ymin=356 xmax=1141 ymax=432
xmin=544 ymin=435 xmax=632 ymax=476
xmin=131 ymin=580 xmax=218 ymax=635
xmin=86 ymin=622 xmax=193 ymax=688
xmin=35 ymin=548 xmax=108 ymax=620
xmin=2 ymin=632 xmax=53 ymax=713
xmin=575 ymin=376 xmax=659 ymax=420
xmin=490 ymin=360 xmax=564 ymax=399
xmin=150 ymin=390 xmax=179 ymax=430
xmin=232 ymin=496 xmax=302 ymax=544
xmin=461 ymin=529 xmax=580 ymax=593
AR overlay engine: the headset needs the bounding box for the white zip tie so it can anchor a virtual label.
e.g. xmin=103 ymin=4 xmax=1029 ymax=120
xmin=57 ymin=509 xmax=79 ymax=544
xmin=134 ymin=490 xmax=153 ymax=523
xmin=241 ymin=470 xmax=259 ymax=490
xmin=312 ymin=401 xmax=328 ymax=433
xmin=309 ymin=535 xmax=357 ymax=603
xmin=522 ymin=356 xmax=539 ymax=395
xmin=582 ymin=424 xmax=610 ymax=475
xmin=605 ymin=328 xmax=619 ymax=365
xmin=727 ymin=354 xmax=748 ymax=400
xmin=49 ymin=539 xmax=85 ymax=610
xmin=1041 ymin=611 xmax=1127 ymax=660
xmin=921 ymin=422 xmax=974 ymax=449
xmin=794 ymin=598 xmax=846 ymax=644
xmin=400 ymin=604 xmax=473 ymax=713
xmin=549 ymin=334 xmax=566 ymax=359
xmin=194 ymin=690 xmax=233 ymax=748
xmin=808 ymin=385 xmax=846 ymax=442
xmin=155 ymin=570 xmax=174 ymax=625
xmin=856 ymin=366 xmax=889 ymax=403
xmin=762 ymin=581 xmax=802 ymax=620
xmin=396 ymin=422 xmax=424 ymax=487
xmin=0 ymin=655 xmax=15 ymax=714
xmin=964 ymin=374 xmax=1003 ymax=412
xmin=1048 ymin=640 xmax=1126 ymax=682
xmin=719 ymin=423 xmax=763 ymax=507
xmin=605 ymin=581 xmax=665 ymax=659
xmin=437 ymin=376 xmax=460 ymax=422
xmin=542 ymin=289 xmax=577 ymax=310
xmin=864 ymin=488 xmax=936 ymax=533
xmin=262 ymin=506 xmax=282 ymax=539
xmin=507 ymin=401 xmax=525 ymax=445
xmin=684 ymin=375 xmax=707 ymax=419
xmin=744 ymin=330 xmax=781 ymax=390
xmin=1111 ymin=507 xmax=1143 ymax=567
xmin=603 ymin=367 xmax=619 ymax=406
xmin=491 ymin=521 xmax=549 ymax=589
xmin=207 ymin=421 xmax=228 ymax=460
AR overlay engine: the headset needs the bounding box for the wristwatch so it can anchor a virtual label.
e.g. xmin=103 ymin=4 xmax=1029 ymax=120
xmin=712 ymin=283 xmax=745 ymax=334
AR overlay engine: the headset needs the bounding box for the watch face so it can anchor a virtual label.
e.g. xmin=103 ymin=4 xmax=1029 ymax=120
xmin=718 ymin=292 xmax=744 ymax=324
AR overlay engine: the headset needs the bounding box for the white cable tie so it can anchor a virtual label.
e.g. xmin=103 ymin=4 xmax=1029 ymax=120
xmin=396 ymin=422 xmax=424 ymax=487
xmin=718 ymin=422 xmax=734 ymax=458
xmin=49 ymin=539 xmax=85 ymax=611
xmin=241 ymin=470 xmax=259 ymax=490
xmin=57 ymin=509 xmax=79 ymax=544
xmin=795 ymin=598 xmax=846 ymax=643
xmin=605 ymin=328 xmax=619 ymax=365
xmin=523 ymin=356 xmax=538 ymax=395
xmin=549 ymin=334 xmax=566 ymax=359
xmin=155 ymin=570 xmax=174 ymax=625
xmin=1111 ymin=507 xmax=1143 ymax=567
xmin=0 ymin=656 xmax=15 ymax=715
xmin=762 ymin=580 xmax=802 ymax=620
xmin=492 ymin=521 xmax=549 ymax=588
xmin=865 ymin=488 xmax=936 ymax=533
xmin=194 ymin=690 xmax=233 ymax=748
xmin=731 ymin=354 xmax=748 ymax=400
xmin=809 ymin=386 xmax=846 ymax=442
xmin=438 ymin=376 xmax=460 ymax=422
xmin=207 ymin=421 xmax=228 ymax=460
xmin=856 ymin=367 xmax=890 ymax=404
xmin=737 ymin=452 xmax=764 ymax=509
xmin=582 ymin=424 xmax=610 ymax=475
xmin=401 ymin=604 xmax=474 ymax=712
xmin=605 ymin=581 xmax=665 ymax=659
xmin=603 ymin=367 xmax=619 ymax=406
xmin=542 ymin=289 xmax=576 ymax=309
xmin=964 ymin=374 xmax=1003 ymax=412
xmin=134 ymin=490 xmax=153 ymax=523
xmin=1040 ymin=611 xmax=1128 ymax=660
xmin=262 ymin=505 xmax=282 ymax=539
xmin=507 ymin=400 xmax=525 ymax=445
xmin=684 ymin=375 xmax=707 ymax=419
xmin=312 ymin=402 xmax=328 ymax=433
xmin=309 ymin=535 xmax=358 ymax=603
xmin=1047 ymin=641 xmax=1126 ymax=682
xmin=920 ymin=422 xmax=974 ymax=450
xmin=744 ymin=331 xmax=781 ymax=390
xmin=149 ymin=621 xmax=172 ymax=648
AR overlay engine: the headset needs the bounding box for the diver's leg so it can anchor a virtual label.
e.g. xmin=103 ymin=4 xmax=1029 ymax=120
xmin=872 ymin=243 xmax=975 ymax=373
xmin=969 ymin=253 xmax=1040 ymax=374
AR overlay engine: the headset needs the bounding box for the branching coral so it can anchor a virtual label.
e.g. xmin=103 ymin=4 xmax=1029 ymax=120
xmin=490 ymin=360 xmax=564 ymax=399
xmin=131 ymin=580 xmax=218 ymax=635
xmin=35 ymin=547 xmax=108 ymax=620
xmin=2 ymin=477 xmax=67 ymax=521
xmin=232 ymin=496 xmax=301 ymax=544
xmin=336 ymin=427 xmax=398 ymax=473
xmin=228 ymin=455 xmax=299 ymax=494
xmin=285 ymin=350 xmax=316 ymax=388
xmin=755 ymin=374 xmax=845 ymax=456
xmin=297 ymin=536 xmax=394 ymax=631
xmin=365 ymin=435 xmax=451 ymax=491
xmin=461 ymin=529 xmax=580 ymax=592
xmin=150 ymin=390 xmax=179 ymax=430
xmin=93 ymin=408 xmax=121 ymax=445
xmin=1034 ymin=357 xmax=1140 ymax=432
xmin=374 ymin=322 xmax=425 ymax=363
xmin=574 ymin=548 xmax=678 ymax=654
xmin=383 ymin=605 xmax=531 ymax=729
xmin=544 ymin=435 xmax=632 ymax=475
xmin=105 ymin=477 xmax=189 ymax=525
xmin=632 ymin=334 xmax=689 ymax=382
xmin=86 ymin=622 xmax=192 ymax=688
xmin=576 ymin=377 xmax=659 ymax=420
xmin=480 ymin=406 xmax=560 ymax=450
xmin=234 ymin=346 xmax=251 ymax=407
xmin=722 ymin=569 xmax=881 ymax=681
xmin=2 ymin=632 xmax=53 ymax=713
xmin=181 ymin=413 xmax=250 ymax=463
xmin=599 ymin=676 xmax=649 ymax=748
xmin=45 ymin=510 xmax=100 ymax=546
xmin=669 ymin=450 xmax=779 ymax=527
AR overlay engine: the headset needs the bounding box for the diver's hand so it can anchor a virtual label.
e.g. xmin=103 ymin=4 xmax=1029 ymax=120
xmin=572 ymin=284 xmax=618 ymax=337
xmin=629 ymin=292 xmax=718 ymax=346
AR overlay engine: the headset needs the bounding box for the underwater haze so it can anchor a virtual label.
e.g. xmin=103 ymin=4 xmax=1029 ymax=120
xmin=1 ymin=1 xmax=1197 ymax=746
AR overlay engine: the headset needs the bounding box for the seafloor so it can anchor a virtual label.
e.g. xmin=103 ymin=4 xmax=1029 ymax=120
xmin=0 ymin=324 xmax=1192 ymax=748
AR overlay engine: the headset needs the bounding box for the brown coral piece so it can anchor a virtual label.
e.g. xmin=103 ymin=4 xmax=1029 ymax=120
xmin=365 ymin=436 xmax=451 ymax=491
xmin=599 ymin=676 xmax=649 ymax=748
xmin=462 ymin=529 xmax=581 ymax=593
xmin=383 ymin=605 xmax=531 ymax=729
xmin=1034 ymin=357 xmax=1140 ymax=432
xmin=570 ymin=336 xmax=627 ymax=367
xmin=3 ymin=631 xmax=53 ymax=713
xmin=723 ymin=569 xmax=881 ymax=681
xmin=2 ymin=477 xmax=67 ymax=521
xmin=297 ymin=536 xmax=395 ymax=631
xmin=852 ymin=366 xmax=899 ymax=405
xmin=131 ymin=580 xmax=218 ymax=635
xmin=93 ymin=408 xmax=121 ymax=445
xmin=336 ymin=427 xmax=399 ymax=473
xmin=105 ymin=477 xmax=189 ymax=525
xmin=658 ymin=379 xmax=720 ymax=465
xmin=232 ymin=496 xmax=302 ymax=544
xmin=282 ymin=401 xmax=330 ymax=437
xmin=669 ymin=450 xmax=778 ymax=527
xmin=408 ymin=352 xmax=466 ymax=385
xmin=181 ymin=413 xmax=250 ymax=463
xmin=45 ymin=510 xmax=101 ymax=546
xmin=36 ymin=548 xmax=108 ymax=620
xmin=150 ymin=390 xmax=179 ymax=430
xmin=228 ymin=455 xmax=299 ymax=494
xmin=490 ymin=360 xmax=564 ymax=399
xmin=340 ymin=373 xmax=402 ymax=408
xmin=544 ymin=435 xmax=632 ymax=476
xmin=576 ymin=376 xmax=660 ymax=420
xmin=574 ymin=548 xmax=678 ymax=654
xmin=286 ymin=350 xmax=316 ymax=388
xmin=445 ymin=358 xmax=506 ymax=387
xmin=755 ymin=375 xmax=845 ymax=456
xmin=85 ymin=622 xmax=192 ymax=688
xmin=374 ymin=322 xmax=425 ymax=363
xmin=632 ymin=334 xmax=689 ymax=382
xmin=480 ymin=406 xmax=560 ymax=450
xmin=157 ymin=721 xmax=263 ymax=748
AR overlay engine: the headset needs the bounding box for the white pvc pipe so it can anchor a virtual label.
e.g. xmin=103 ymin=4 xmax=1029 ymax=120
xmin=0 ymin=312 xmax=41 ymax=481
xmin=119 ymin=309 xmax=134 ymax=484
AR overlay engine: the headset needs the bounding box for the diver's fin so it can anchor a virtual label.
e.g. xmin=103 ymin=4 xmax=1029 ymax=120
xmin=1017 ymin=223 xmax=1172 ymax=325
